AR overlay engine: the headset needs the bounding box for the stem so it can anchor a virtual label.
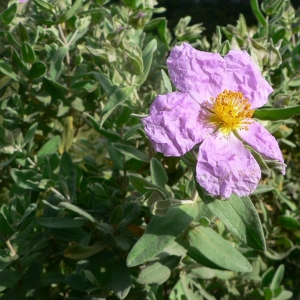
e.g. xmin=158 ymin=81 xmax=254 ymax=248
xmin=57 ymin=24 xmax=70 ymax=65
xmin=51 ymin=187 xmax=69 ymax=201
xmin=27 ymin=157 xmax=36 ymax=167
xmin=191 ymin=188 xmax=199 ymax=202
xmin=171 ymin=199 xmax=194 ymax=205
xmin=57 ymin=23 xmax=72 ymax=90
xmin=68 ymin=29 xmax=79 ymax=46
xmin=6 ymin=240 xmax=16 ymax=257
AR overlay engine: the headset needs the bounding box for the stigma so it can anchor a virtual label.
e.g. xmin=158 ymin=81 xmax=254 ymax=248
xmin=207 ymin=90 xmax=254 ymax=135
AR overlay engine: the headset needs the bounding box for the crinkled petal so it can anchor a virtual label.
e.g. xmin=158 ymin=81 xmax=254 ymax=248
xmin=167 ymin=43 xmax=226 ymax=104
xmin=238 ymin=121 xmax=285 ymax=174
xmin=142 ymin=92 xmax=211 ymax=156
xmin=196 ymin=133 xmax=261 ymax=198
xmin=225 ymin=50 xmax=273 ymax=108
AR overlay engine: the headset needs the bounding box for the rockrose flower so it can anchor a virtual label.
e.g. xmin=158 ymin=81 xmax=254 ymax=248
xmin=142 ymin=43 xmax=285 ymax=198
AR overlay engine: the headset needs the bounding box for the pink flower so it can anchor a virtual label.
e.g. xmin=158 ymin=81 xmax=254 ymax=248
xmin=19 ymin=0 xmax=28 ymax=2
xmin=142 ymin=43 xmax=285 ymax=199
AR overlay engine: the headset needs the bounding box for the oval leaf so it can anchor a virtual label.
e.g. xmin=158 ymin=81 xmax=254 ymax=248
xmin=100 ymin=86 xmax=134 ymax=127
xmin=113 ymin=143 xmax=150 ymax=163
xmin=21 ymin=42 xmax=36 ymax=64
xmin=29 ymin=61 xmax=47 ymax=80
xmin=109 ymin=258 xmax=131 ymax=300
xmin=187 ymin=226 xmax=252 ymax=272
xmin=64 ymin=242 xmax=107 ymax=260
xmin=57 ymin=0 xmax=83 ymax=23
xmin=254 ymin=106 xmax=300 ymax=121
xmin=198 ymin=184 xmax=266 ymax=251
xmin=126 ymin=202 xmax=197 ymax=267
xmin=150 ymin=158 xmax=168 ymax=187
xmin=36 ymin=217 xmax=85 ymax=228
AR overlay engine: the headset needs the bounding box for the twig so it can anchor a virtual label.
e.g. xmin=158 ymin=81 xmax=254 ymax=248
xmin=5 ymin=240 xmax=16 ymax=257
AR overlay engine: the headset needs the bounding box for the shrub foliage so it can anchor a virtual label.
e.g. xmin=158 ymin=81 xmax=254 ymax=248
xmin=0 ymin=0 xmax=299 ymax=299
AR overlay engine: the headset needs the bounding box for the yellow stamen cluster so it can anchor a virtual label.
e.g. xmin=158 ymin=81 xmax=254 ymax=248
xmin=208 ymin=90 xmax=254 ymax=135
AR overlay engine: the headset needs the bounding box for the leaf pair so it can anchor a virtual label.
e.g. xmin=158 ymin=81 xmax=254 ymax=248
xmin=126 ymin=201 xmax=255 ymax=273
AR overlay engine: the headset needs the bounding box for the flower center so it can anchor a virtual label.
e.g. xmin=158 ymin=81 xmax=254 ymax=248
xmin=207 ymin=90 xmax=254 ymax=135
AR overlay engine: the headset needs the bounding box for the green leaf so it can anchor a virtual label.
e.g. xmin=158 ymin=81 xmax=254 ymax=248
xmin=18 ymin=203 xmax=37 ymax=226
xmin=58 ymin=202 xmax=95 ymax=223
xmin=261 ymin=267 xmax=275 ymax=288
xmin=23 ymin=122 xmax=38 ymax=145
xmin=218 ymin=40 xmax=230 ymax=55
xmin=18 ymin=22 xmax=29 ymax=42
xmin=32 ymin=0 xmax=55 ymax=11
xmin=130 ymin=175 xmax=168 ymax=198
xmin=150 ymin=158 xmax=168 ymax=188
xmin=244 ymin=145 xmax=270 ymax=176
xmin=250 ymin=0 xmax=267 ymax=26
xmin=0 ymin=255 xmax=18 ymax=272
xmin=135 ymin=39 xmax=157 ymax=86
xmin=144 ymin=18 xmax=169 ymax=47
xmin=92 ymin=71 xmax=118 ymax=97
xmin=113 ymin=143 xmax=150 ymax=163
xmin=137 ymin=256 xmax=180 ymax=285
xmin=278 ymin=215 xmax=299 ymax=230
xmin=0 ymin=60 xmax=21 ymax=82
xmin=254 ymin=106 xmax=300 ymax=121
xmin=0 ymin=211 xmax=14 ymax=235
xmin=161 ymin=69 xmax=172 ymax=93
xmin=0 ymin=269 xmax=23 ymax=292
xmin=264 ymin=288 xmax=273 ymax=300
xmin=198 ymin=186 xmax=266 ymax=251
xmin=273 ymin=290 xmax=293 ymax=300
xmin=126 ymin=203 xmax=197 ymax=267
xmin=64 ymin=242 xmax=107 ymax=259
xmin=123 ymin=0 xmax=142 ymax=8
xmin=265 ymin=245 xmax=300 ymax=260
xmin=253 ymin=184 xmax=274 ymax=195
xmin=150 ymin=199 xmax=172 ymax=216
xmin=110 ymin=258 xmax=131 ymax=300
xmin=266 ymin=39 xmax=282 ymax=70
xmin=110 ymin=206 xmax=123 ymax=226
xmin=270 ymin=264 xmax=285 ymax=290
xmin=36 ymin=217 xmax=85 ymax=228
xmin=108 ymin=142 xmax=124 ymax=170
xmin=187 ymin=226 xmax=252 ymax=272
xmin=37 ymin=136 xmax=61 ymax=157
xmin=250 ymin=38 xmax=269 ymax=67
xmin=65 ymin=274 xmax=94 ymax=292
xmin=190 ymin=267 xmax=217 ymax=279
xmin=85 ymin=46 xmax=116 ymax=63
xmin=100 ymin=87 xmax=134 ymax=127
xmin=28 ymin=61 xmax=47 ymax=80
xmin=124 ymin=45 xmax=143 ymax=75
xmin=0 ymin=3 xmax=17 ymax=25
xmin=57 ymin=0 xmax=83 ymax=23
xmin=18 ymin=262 xmax=42 ymax=300
xmin=40 ymin=273 xmax=65 ymax=287
xmin=123 ymin=124 xmax=142 ymax=141
xmin=274 ymin=190 xmax=297 ymax=211
xmin=10 ymin=169 xmax=41 ymax=190
xmin=60 ymin=152 xmax=76 ymax=202
xmin=49 ymin=46 xmax=69 ymax=81
xmin=21 ymin=42 xmax=36 ymax=64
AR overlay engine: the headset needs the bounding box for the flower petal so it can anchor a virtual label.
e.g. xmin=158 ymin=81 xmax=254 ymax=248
xmin=225 ymin=50 xmax=273 ymax=108
xmin=238 ymin=121 xmax=285 ymax=174
xmin=167 ymin=43 xmax=226 ymax=104
xmin=196 ymin=133 xmax=261 ymax=198
xmin=142 ymin=92 xmax=211 ymax=156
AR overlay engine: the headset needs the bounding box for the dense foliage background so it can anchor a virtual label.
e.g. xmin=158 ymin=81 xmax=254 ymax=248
xmin=0 ymin=0 xmax=300 ymax=299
